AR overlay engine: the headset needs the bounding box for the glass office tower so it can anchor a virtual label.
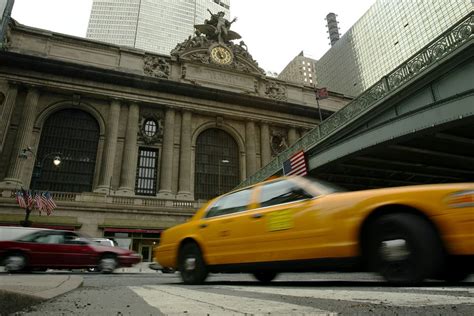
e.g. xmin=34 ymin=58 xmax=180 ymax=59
xmin=86 ymin=0 xmax=231 ymax=55
xmin=315 ymin=0 xmax=473 ymax=97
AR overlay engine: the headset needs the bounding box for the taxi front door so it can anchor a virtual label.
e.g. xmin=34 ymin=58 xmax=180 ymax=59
xmin=242 ymin=182 xmax=330 ymax=263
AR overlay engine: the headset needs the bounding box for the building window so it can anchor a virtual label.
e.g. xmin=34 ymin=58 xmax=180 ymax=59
xmin=135 ymin=148 xmax=158 ymax=196
xmin=143 ymin=119 xmax=157 ymax=137
xmin=33 ymin=109 xmax=99 ymax=192
xmin=195 ymin=128 xmax=239 ymax=200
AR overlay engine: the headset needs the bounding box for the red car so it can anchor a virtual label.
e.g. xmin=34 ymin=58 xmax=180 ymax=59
xmin=0 ymin=229 xmax=141 ymax=273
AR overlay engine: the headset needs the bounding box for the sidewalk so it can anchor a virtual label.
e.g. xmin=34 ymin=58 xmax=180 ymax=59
xmin=0 ymin=263 xmax=158 ymax=315
xmin=0 ymin=274 xmax=83 ymax=315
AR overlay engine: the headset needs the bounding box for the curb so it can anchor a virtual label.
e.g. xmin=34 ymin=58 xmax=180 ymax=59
xmin=0 ymin=275 xmax=83 ymax=315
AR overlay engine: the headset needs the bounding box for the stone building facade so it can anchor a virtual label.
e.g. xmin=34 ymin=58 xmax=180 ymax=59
xmin=0 ymin=20 xmax=349 ymax=260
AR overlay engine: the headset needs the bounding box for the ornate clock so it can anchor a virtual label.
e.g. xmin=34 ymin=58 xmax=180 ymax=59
xmin=210 ymin=45 xmax=233 ymax=65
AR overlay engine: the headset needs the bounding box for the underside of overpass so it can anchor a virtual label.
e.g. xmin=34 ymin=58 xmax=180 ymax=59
xmin=311 ymin=119 xmax=474 ymax=191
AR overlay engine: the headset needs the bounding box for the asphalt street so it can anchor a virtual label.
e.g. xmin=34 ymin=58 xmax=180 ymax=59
xmin=8 ymin=271 xmax=474 ymax=316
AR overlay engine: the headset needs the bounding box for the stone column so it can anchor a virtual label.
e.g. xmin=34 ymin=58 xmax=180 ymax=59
xmin=288 ymin=127 xmax=298 ymax=146
xmin=260 ymin=122 xmax=271 ymax=166
xmin=177 ymin=110 xmax=192 ymax=200
xmin=158 ymin=107 xmax=175 ymax=198
xmin=117 ymin=102 xmax=139 ymax=195
xmin=0 ymin=83 xmax=18 ymax=154
xmin=246 ymin=121 xmax=257 ymax=176
xmin=95 ymin=99 xmax=120 ymax=193
xmin=1 ymin=87 xmax=40 ymax=188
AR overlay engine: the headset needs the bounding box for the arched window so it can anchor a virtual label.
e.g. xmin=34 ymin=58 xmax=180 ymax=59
xmin=32 ymin=109 xmax=100 ymax=192
xmin=195 ymin=128 xmax=239 ymax=200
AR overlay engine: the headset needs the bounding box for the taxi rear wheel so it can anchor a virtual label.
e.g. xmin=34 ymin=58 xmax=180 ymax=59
xmin=368 ymin=213 xmax=443 ymax=284
xmin=178 ymin=242 xmax=208 ymax=285
xmin=252 ymin=271 xmax=278 ymax=283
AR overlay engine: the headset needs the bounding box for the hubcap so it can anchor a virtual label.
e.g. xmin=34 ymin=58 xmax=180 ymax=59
xmin=184 ymin=257 xmax=196 ymax=271
xmin=380 ymin=239 xmax=410 ymax=261
xmin=100 ymin=258 xmax=116 ymax=271
xmin=5 ymin=255 xmax=25 ymax=271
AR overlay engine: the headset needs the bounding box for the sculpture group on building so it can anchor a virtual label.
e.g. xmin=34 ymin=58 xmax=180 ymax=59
xmin=170 ymin=11 xmax=264 ymax=75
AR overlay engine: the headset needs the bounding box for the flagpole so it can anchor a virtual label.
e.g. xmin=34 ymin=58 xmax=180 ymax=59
xmin=19 ymin=188 xmax=32 ymax=227
xmin=316 ymin=97 xmax=323 ymax=122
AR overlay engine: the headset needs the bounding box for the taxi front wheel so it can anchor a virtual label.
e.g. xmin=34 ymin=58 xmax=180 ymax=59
xmin=178 ymin=242 xmax=208 ymax=285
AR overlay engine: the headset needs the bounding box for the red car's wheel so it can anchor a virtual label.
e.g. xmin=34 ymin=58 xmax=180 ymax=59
xmin=4 ymin=252 xmax=27 ymax=273
xmin=99 ymin=254 xmax=118 ymax=274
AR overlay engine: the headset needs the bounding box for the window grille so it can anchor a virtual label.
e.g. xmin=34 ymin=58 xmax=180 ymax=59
xmin=195 ymin=129 xmax=239 ymax=200
xmin=135 ymin=147 xmax=158 ymax=195
xmin=32 ymin=109 xmax=99 ymax=192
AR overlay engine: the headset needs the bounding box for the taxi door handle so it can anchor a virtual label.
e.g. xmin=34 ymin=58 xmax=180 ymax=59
xmin=251 ymin=213 xmax=263 ymax=219
xmin=199 ymin=223 xmax=208 ymax=228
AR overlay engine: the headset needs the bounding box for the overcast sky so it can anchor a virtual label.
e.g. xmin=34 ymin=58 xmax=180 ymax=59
xmin=11 ymin=0 xmax=375 ymax=73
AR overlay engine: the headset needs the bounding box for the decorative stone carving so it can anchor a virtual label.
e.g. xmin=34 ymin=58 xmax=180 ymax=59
xmin=194 ymin=10 xmax=240 ymax=45
xmin=139 ymin=112 xmax=164 ymax=144
xmin=181 ymin=66 xmax=187 ymax=79
xmin=270 ymin=129 xmax=288 ymax=156
xmin=170 ymin=12 xmax=265 ymax=76
xmin=265 ymin=81 xmax=287 ymax=101
xmin=144 ymin=56 xmax=170 ymax=79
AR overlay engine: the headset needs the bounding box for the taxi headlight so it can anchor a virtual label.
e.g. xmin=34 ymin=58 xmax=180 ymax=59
xmin=445 ymin=190 xmax=474 ymax=208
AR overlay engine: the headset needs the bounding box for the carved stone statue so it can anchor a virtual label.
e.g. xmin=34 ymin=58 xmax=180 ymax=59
xmin=195 ymin=10 xmax=241 ymax=44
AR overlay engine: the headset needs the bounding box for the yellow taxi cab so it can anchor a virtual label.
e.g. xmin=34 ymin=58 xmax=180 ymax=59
xmin=154 ymin=176 xmax=474 ymax=284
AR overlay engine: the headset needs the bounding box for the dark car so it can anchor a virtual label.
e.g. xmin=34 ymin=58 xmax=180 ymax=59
xmin=0 ymin=229 xmax=141 ymax=273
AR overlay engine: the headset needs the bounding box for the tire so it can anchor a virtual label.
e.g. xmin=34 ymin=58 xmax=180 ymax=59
xmin=178 ymin=242 xmax=208 ymax=285
xmin=252 ymin=271 xmax=278 ymax=283
xmin=441 ymin=270 xmax=471 ymax=283
xmin=4 ymin=253 xmax=28 ymax=273
xmin=367 ymin=213 xmax=443 ymax=284
xmin=98 ymin=255 xmax=118 ymax=274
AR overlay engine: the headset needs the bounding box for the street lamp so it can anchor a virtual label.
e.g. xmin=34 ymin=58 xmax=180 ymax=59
xmin=19 ymin=147 xmax=62 ymax=189
xmin=218 ymin=159 xmax=230 ymax=195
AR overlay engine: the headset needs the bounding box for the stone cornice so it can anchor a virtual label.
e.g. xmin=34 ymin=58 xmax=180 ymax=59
xmin=0 ymin=50 xmax=327 ymax=119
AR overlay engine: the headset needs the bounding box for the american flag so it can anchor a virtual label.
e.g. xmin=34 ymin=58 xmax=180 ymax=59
xmin=22 ymin=189 xmax=34 ymax=209
xmin=34 ymin=191 xmax=44 ymax=215
xmin=282 ymin=150 xmax=308 ymax=176
xmin=15 ymin=191 xmax=27 ymax=208
xmin=316 ymin=87 xmax=329 ymax=99
xmin=41 ymin=191 xmax=57 ymax=215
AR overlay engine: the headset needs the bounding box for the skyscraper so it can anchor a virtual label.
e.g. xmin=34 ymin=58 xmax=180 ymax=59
xmin=86 ymin=0 xmax=231 ymax=55
xmin=278 ymin=51 xmax=317 ymax=87
xmin=314 ymin=0 xmax=473 ymax=97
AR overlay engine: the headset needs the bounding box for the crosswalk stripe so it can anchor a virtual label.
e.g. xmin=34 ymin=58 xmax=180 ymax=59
xmin=129 ymin=285 xmax=336 ymax=315
xmin=216 ymin=286 xmax=474 ymax=307
xmin=405 ymin=287 xmax=474 ymax=294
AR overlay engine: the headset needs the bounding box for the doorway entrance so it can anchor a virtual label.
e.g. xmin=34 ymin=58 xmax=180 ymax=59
xmin=140 ymin=245 xmax=152 ymax=262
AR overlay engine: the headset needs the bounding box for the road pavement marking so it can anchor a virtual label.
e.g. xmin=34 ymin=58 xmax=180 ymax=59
xmin=216 ymin=286 xmax=474 ymax=307
xmin=405 ymin=287 xmax=474 ymax=294
xmin=130 ymin=285 xmax=336 ymax=315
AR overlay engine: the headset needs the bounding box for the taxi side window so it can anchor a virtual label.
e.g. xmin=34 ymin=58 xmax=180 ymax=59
xmin=206 ymin=189 xmax=252 ymax=218
xmin=260 ymin=180 xmax=313 ymax=208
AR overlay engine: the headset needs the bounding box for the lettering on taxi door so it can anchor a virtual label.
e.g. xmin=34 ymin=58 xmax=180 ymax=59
xmin=267 ymin=210 xmax=294 ymax=231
